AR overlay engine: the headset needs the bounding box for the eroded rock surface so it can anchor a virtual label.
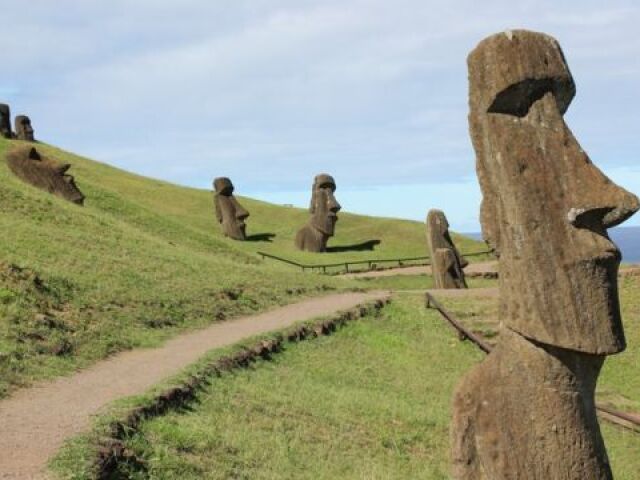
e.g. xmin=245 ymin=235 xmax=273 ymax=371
xmin=213 ymin=177 xmax=250 ymax=240
xmin=451 ymin=29 xmax=639 ymax=480
xmin=426 ymin=209 xmax=467 ymax=289
xmin=295 ymin=174 xmax=341 ymax=252
xmin=6 ymin=147 xmax=85 ymax=205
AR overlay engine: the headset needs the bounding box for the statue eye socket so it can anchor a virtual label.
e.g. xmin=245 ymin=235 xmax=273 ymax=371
xmin=488 ymin=78 xmax=574 ymax=117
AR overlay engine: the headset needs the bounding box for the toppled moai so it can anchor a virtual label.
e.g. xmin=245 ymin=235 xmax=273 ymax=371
xmin=213 ymin=177 xmax=250 ymax=240
xmin=14 ymin=115 xmax=35 ymax=141
xmin=426 ymin=209 xmax=468 ymax=289
xmin=6 ymin=147 xmax=85 ymax=205
xmin=295 ymin=174 xmax=341 ymax=252
xmin=451 ymin=30 xmax=639 ymax=480
xmin=0 ymin=104 xmax=12 ymax=139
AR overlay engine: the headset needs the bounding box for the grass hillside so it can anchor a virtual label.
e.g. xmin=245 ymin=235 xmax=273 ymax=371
xmin=0 ymin=138 xmax=484 ymax=396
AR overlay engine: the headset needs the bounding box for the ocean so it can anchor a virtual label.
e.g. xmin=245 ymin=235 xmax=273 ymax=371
xmin=464 ymin=226 xmax=640 ymax=264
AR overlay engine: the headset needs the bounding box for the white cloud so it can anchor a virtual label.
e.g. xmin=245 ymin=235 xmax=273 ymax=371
xmin=1 ymin=0 xmax=638 ymax=229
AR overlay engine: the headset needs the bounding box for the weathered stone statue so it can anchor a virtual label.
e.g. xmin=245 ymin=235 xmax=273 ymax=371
xmin=295 ymin=174 xmax=341 ymax=252
xmin=14 ymin=115 xmax=35 ymax=141
xmin=426 ymin=209 xmax=467 ymax=288
xmin=0 ymin=104 xmax=12 ymax=139
xmin=6 ymin=147 xmax=85 ymax=205
xmin=213 ymin=177 xmax=250 ymax=240
xmin=451 ymin=30 xmax=639 ymax=480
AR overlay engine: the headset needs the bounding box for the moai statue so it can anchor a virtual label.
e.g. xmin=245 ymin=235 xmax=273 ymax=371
xmin=426 ymin=209 xmax=468 ymax=288
xmin=0 ymin=104 xmax=12 ymax=139
xmin=6 ymin=147 xmax=85 ymax=205
xmin=451 ymin=30 xmax=639 ymax=480
xmin=213 ymin=177 xmax=250 ymax=240
xmin=295 ymin=174 xmax=341 ymax=252
xmin=14 ymin=115 xmax=35 ymax=141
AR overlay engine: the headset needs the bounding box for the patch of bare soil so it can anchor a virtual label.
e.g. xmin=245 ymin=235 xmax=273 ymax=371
xmin=342 ymin=261 xmax=498 ymax=279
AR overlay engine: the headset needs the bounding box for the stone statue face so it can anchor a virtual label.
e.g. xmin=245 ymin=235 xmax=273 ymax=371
xmin=310 ymin=174 xmax=341 ymax=236
xmin=15 ymin=115 xmax=34 ymax=141
xmin=6 ymin=147 xmax=85 ymax=205
xmin=468 ymin=30 xmax=639 ymax=354
xmin=213 ymin=177 xmax=249 ymax=240
xmin=0 ymin=104 xmax=12 ymax=139
xmin=426 ymin=209 xmax=449 ymax=241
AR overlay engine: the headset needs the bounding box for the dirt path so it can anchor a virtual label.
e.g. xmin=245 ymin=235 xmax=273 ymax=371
xmin=343 ymin=261 xmax=498 ymax=279
xmin=0 ymin=291 xmax=389 ymax=480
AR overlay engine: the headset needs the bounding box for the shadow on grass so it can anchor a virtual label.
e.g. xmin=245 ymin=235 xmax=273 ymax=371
xmin=326 ymin=239 xmax=381 ymax=253
xmin=245 ymin=233 xmax=276 ymax=242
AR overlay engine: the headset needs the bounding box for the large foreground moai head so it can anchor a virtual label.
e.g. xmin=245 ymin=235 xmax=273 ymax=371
xmin=0 ymin=104 xmax=12 ymax=139
xmin=295 ymin=174 xmax=341 ymax=252
xmin=451 ymin=30 xmax=639 ymax=480
xmin=213 ymin=177 xmax=250 ymax=240
xmin=426 ymin=209 xmax=468 ymax=288
xmin=14 ymin=115 xmax=35 ymax=142
xmin=6 ymin=147 xmax=85 ymax=205
xmin=469 ymin=30 xmax=639 ymax=354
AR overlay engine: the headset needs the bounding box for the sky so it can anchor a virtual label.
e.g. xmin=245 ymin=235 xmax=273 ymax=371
xmin=2 ymin=1 xmax=639 ymax=231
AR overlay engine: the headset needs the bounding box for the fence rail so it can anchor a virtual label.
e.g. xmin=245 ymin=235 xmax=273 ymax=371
xmin=257 ymin=249 xmax=493 ymax=274
xmin=424 ymin=292 xmax=640 ymax=433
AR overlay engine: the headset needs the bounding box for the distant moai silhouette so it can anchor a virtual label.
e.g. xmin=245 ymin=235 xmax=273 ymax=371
xmin=0 ymin=104 xmax=12 ymax=139
xmin=14 ymin=115 xmax=35 ymax=141
xmin=6 ymin=147 xmax=85 ymax=205
xmin=295 ymin=174 xmax=341 ymax=252
xmin=426 ymin=209 xmax=467 ymax=288
xmin=451 ymin=30 xmax=639 ymax=480
xmin=213 ymin=177 xmax=250 ymax=240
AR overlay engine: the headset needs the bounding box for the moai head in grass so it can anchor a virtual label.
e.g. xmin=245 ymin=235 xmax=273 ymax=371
xmin=0 ymin=104 xmax=12 ymax=139
xmin=450 ymin=29 xmax=639 ymax=480
xmin=426 ymin=209 xmax=468 ymax=289
xmin=6 ymin=147 xmax=85 ymax=205
xmin=213 ymin=177 xmax=250 ymax=240
xmin=469 ymin=29 xmax=639 ymax=354
xmin=14 ymin=115 xmax=35 ymax=142
xmin=295 ymin=174 xmax=341 ymax=252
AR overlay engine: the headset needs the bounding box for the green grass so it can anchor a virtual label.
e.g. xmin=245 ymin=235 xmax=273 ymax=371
xmin=0 ymin=137 xmax=486 ymax=397
xmin=79 ymin=293 xmax=638 ymax=480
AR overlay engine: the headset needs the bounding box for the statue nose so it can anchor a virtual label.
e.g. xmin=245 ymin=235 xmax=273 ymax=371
xmin=328 ymin=194 xmax=341 ymax=214
xmin=568 ymin=182 xmax=639 ymax=231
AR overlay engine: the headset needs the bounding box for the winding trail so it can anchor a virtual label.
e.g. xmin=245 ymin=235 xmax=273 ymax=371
xmin=0 ymin=291 xmax=389 ymax=480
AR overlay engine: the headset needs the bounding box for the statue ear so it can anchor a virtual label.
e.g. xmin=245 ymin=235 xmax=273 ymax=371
xmin=480 ymin=196 xmax=500 ymax=255
xmin=214 ymin=195 xmax=223 ymax=223
xmin=309 ymin=189 xmax=317 ymax=213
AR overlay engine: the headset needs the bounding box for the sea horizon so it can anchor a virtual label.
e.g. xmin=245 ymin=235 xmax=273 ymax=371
xmin=463 ymin=225 xmax=640 ymax=264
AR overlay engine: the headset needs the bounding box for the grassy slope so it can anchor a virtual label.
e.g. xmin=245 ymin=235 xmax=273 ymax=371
xmin=103 ymin=294 xmax=640 ymax=479
xmin=0 ymin=138 xmax=484 ymax=396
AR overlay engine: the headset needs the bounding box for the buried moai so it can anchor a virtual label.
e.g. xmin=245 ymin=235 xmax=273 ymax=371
xmin=14 ymin=115 xmax=35 ymax=142
xmin=295 ymin=174 xmax=341 ymax=252
xmin=213 ymin=177 xmax=250 ymax=240
xmin=426 ymin=209 xmax=468 ymax=289
xmin=0 ymin=104 xmax=12 ymax=139
xmin=450 ymin=30 xmax=639 ymax=480
xmin=6 ymin=146 xmax=85 ymax=205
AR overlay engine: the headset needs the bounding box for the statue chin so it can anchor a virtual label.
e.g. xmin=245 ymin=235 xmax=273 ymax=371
xmin=311 ymin=217 xmax=336 ymax=237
